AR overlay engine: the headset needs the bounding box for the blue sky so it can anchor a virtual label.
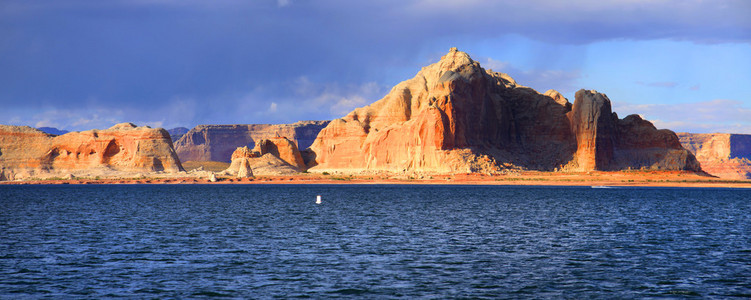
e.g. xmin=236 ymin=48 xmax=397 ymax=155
xmin=1 ymin=0 xmax=750 ymax=133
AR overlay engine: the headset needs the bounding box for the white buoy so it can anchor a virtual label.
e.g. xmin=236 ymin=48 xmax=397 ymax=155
xmin=316 ymin=195 xmax=322 ymax=204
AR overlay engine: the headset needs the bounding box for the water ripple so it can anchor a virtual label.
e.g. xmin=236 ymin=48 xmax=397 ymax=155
xmin=1 ymin=184 xmax=750 ymax=298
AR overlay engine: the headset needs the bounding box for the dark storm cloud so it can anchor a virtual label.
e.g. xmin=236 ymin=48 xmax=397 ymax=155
xmin=1 ymin=0 xmax=749 ymax=130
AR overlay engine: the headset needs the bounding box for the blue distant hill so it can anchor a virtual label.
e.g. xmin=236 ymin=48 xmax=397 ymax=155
xmin=167 ymin=127 xmax=190 ymax=142
xmin=37 ymin=127 xmax=70 ymax=136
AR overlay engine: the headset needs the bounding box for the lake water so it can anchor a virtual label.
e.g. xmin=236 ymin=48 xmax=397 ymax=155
xmin=1 ymin=184 xmax=750 ymax=298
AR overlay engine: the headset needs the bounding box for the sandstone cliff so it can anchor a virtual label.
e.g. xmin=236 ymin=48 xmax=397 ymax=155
xmin=223 ymin=146 xmax=300 ymax=176
xmin=0 ymin=123 xmax=183 ymax=180
xmin=570 ymin=90 xmax=700 ymax=171
xmin=307 ymin=48 xmax=699 ymax=174
xmin=175 ymin=120 xmax=329 ymax=163
xmin=252 ymin=137 xmax=306 ymax=171
xmin=678 ymin=133 xmax=751 ymax=179
xmin=225 ymin=146 xmax=256 ymax=178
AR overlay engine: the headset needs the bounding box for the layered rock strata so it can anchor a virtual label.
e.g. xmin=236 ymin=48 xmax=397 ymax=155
xmin=570 ymin=90 xmax=699 ymax=171
xmin=175 ymin=121 xmax=329 ymax=163
xmin=224 ymin=146 xmax=256 ymax=178
xmin=223 ymin=146 xmax=300 ymax=176
xmin=252 ymin=137 xmax=306 ymax=171
xmin=678 ymin=133 xmax=751 ymax=179
xmin=307 ymin=48 xmax=700 ymax=174
xmin=0 ymin=123 xmax=184 ymax=180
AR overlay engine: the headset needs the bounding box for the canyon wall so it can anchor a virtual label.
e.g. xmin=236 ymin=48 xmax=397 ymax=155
xmin=307 ymin=48 xmax=700 ymax=174
xmin=678 ymin=133 xmax=751 ymax=179
xmin=174 ymin=121 xmax=329 ymax=163
xmin=0 ymin=123 xmax=183 ymax=180
xmin=252 ymin=137 xmax=306 ymax=171
xmin=223 ymin=145 xmax=302 ymax=176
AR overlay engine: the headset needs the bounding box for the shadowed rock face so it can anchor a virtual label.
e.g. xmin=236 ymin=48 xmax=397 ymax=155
xmin=224 ymin=146 xmax=300 ymax=176
xmin=568 ymin=90 xmax=616 ymax=170
xmin=252 ymin=137 xmax=306 ymax=171
xmin=308 ymin=48 xmax=700 ymax=173
xmin=565 ymin=91 xmax=699 ymax=171
xmin=678 ymin=133 xmax=751 ymax=179
xmin=0 ymin=123 xmax=184 ymax=180
xmin=225 ymin=146 xmax=255 ymax=178
xmin=174 ymin=121 xmax=329 ymax=163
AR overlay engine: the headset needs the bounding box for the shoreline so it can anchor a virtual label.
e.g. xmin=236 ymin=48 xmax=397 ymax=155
xmin=3 ymin=171 xmax=751 ymax=188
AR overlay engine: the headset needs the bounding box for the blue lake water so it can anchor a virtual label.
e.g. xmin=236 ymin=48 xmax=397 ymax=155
xmin=1 ymin=184 xmax=750 ymax=298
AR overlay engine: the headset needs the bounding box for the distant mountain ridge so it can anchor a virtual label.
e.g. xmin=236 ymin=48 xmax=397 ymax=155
xmin=167 ymin=127 xmax=189 ymax=142
xmin=37 ymin=127 xmax=69 ymax=136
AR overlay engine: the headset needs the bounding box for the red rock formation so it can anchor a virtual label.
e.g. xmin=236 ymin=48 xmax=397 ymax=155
xmin=695 ymin=159 xmax=751 ymax=179
xmin=567 ymin=90 xmax=616 ymax=170
xmin=308 ymin=48 xmax=700 ymax=174
xmin=564 ymin=91 xmax=699 ymax=171
xmin=252 ymin=137 xmax=306 ymax=171
xmin=175 ymin=121 xmax=329 ymax=163
xmin=0 ymin=125 xmax=54 ymax=180
xmin=678 ymin=133 xmax=751 ymax=179
xmin=224 ymin=146 xmax=300 ymax=176
xmin=0 ymin=123 xmax=183 ymax=180
xmin=225 ymin=146 xmax=255 ymax=178
xmin=231 ymin=145 xmax=258 ymax=160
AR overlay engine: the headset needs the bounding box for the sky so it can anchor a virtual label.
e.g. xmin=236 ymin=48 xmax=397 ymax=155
xmin=1 ymin=0 xmax=750 ymax=133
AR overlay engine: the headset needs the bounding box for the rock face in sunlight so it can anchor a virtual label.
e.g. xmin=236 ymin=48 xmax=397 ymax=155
xmin=678 ymin=133 xmax=751 ymax=179
xmin=225 ymin=146 xmax=256 ymax=178
xmin=174 ymin=121 xmax=329 ymax=163
xmin=568 ymin=90 xmax=699 ymax=171
xmin=307 ymin=48 xmax=700 ymax=174
xmin=223 ymin=146 xmax=300 ymax=176
xmin=252 ymin=137 xmax=306 ymax=171
xmin=0 ymin=123 xmax=183 ymax=180
xmin=568 ymin=90 xmax=616 ymax=171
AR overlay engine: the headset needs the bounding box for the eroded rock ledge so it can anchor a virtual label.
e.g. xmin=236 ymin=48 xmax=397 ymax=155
xmin=174 ymin=121 xmax=329 ymax=163
xmin=678 ymin=133 xmax=751 ymax=179
xmin=307 ymin=48 xmax=700 ymax=174
xmin=0 ymin=123 xmax=183 ymax=180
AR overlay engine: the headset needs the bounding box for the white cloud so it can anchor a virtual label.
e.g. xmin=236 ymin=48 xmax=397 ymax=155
xmin=331 ymin=95 xmax=368 ymax=116
xmin=614 ymin=99 xmax=751 ymax=134
xmin=482 ymin=58 xmax=510 ymax=72
xmin=277 ymin=0 xmax=290 ymax=7
xmin=482 ymin=58 xmax=581 ymax=93
xmin=269 ymin=102 xmax=278 ymax=112
xmin=34 ymin=120 xmax=54 ymax=128
xmin=292 ymin=77 xmax=387 ymax=117
xmin=23 ymin=108 xmax=125 ymax=130
xmin=2 ymin=96 xmax=204 ymax=131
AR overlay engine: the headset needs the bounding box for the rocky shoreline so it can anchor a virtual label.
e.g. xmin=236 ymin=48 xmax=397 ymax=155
xmin=3 ymin=170 xmax=749 ymax=188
